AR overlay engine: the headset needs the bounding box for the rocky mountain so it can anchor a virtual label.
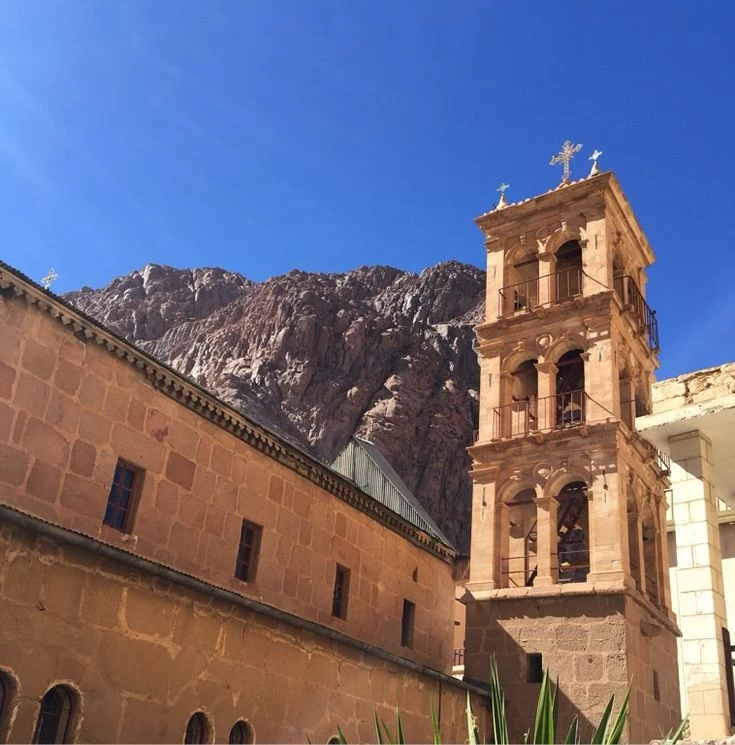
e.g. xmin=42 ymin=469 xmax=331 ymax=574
xmin=65 ymin=261 xmax=485 ymax=552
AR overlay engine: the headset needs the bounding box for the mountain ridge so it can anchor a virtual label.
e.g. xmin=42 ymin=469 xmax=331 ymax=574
xmin=65 ymin=260 xmax=486 ymax=551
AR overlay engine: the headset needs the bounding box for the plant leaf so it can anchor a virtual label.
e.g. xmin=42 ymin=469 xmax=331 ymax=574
xmin=380 ymin=718 xmax=395 ymax=745
xmin=660 ymin=716 xmax=689 ymax=745
xmin=337 ymin=726 xmax=348 ymax=745
xmin=374 ymin=712 xmax=384 ymax=745
xmin=466 ymin=691 xmax=479 ymax=745
xmin=488 ymin=657 xmax=509 ymax=745
xmin=564 ymin=716 xmax=579 ymax=745
xmin=396 ymin=711 xmax=405 ymax=745
xmin=590 ymin=693 xmax=615 ymax=745
xmin=430 ymin=698 xmax=442 ymax=745
xmin=604 ymin=682 xmax=631 ymax=744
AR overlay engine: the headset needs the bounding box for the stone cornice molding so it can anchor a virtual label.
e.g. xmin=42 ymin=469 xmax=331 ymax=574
xmin=0 ymin=261 xmax=455 ymax=562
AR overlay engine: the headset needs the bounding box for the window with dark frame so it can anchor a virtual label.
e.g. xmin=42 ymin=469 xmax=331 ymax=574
xmin=401 ymin=599 xmax=415 ymax=648
xmin=234 ymin=520 xmax=262 ymax=583
xmin=32 ymin=685 xmax=74 ymax=744
xmin=104 ymin=460 xmax=142 ymax=531
xmin=527 ymin=653 xmax=543 ymax=683
xmin=184 ymin=712 xmax=209 ymax=744
xmin=331 ymin=564 xmax=350 ymax=619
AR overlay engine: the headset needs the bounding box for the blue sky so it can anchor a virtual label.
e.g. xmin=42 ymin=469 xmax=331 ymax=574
xmin=0 ymin=1 xmax=733 ymax=377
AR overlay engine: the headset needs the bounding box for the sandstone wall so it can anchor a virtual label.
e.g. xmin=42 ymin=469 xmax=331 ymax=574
xmin=652 ymin=364 xmax=735 ymax=413
xmin=0 ymin=519 xmax=487 ymax=744
xmin=0 ymin=285 xmax=456 ymax=671
xmin=464 ymin=592 xmax=680 ymax=743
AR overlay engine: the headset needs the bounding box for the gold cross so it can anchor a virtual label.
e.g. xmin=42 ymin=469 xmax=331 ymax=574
xmin=549 ymin=140 xmax=583 ymax=183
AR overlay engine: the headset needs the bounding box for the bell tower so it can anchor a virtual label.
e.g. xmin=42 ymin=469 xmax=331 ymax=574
xmin=463 ymin=155 xmax=681 ymax=742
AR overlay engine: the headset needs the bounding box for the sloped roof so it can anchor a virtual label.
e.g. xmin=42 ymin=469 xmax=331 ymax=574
xmin=331 ymin=437 xmax=455 ymax=549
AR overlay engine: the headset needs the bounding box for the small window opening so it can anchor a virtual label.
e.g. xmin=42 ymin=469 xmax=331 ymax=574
xmin=401 ymin=599 xmax=416 ymax=649
xmin=235 ymin=520 xmax=263 ymax=583
xmin=32 ymin=685 xmax=74 ymax=744
xmin=327 ymin=737 xmax=341 ymax=745
xmin=184 ymin=712 xmax=210 ymax=744
xmin=411 ymin=567 xmax=418 ymax=582
xmin=229 ymin=720 xmax=254 ymax=744
xmin=527 ymin=653 xmax=543 ymax=683
xmin=332 ymin=564 xmax=350 ymax=620
xmin=0 ymin=671 xmax=14 ymax=742
xmin=104 ymin=460 xmax=143 ymax=531
xmin=653 ymin=670 xmax=661 ymax=702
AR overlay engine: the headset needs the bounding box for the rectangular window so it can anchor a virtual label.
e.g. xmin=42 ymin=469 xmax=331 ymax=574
xmin=527 ymin=653 xmax=543 ymax=683
xmin=332 ymin=564 xmax=350 ymax=619
xmin=104 ymin=460 xmax=142 ymax=531
xmin=401 ymin=599 xmax=415 ymax=648
xmin=235 ymin=520 xmax=262 ymax=583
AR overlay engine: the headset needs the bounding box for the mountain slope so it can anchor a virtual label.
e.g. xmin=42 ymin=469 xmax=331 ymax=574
xmin=65 ymin=261 xmax=485 ymax=551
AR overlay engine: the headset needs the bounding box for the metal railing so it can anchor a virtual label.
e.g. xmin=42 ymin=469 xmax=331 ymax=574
xmin=657 ymin=450 xmax=671 ymax=476
xmin=501 ymin=549 xmax=589 ymax=587
xmin=452 ymin=648 xmax=465 ymax=667
xmin=491 ymin=390 xmax=614 ymax=440
xmin=498 ymin=267 xmax=582 ymax=316
xmin=614 ymin=276 xmax=659 ymax=351
xmin=497 ymin=270 xmax=659 ymax=352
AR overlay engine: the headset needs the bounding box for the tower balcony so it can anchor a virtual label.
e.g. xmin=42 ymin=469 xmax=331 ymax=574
xmin=497 ymin=270 xmax=659 ymax=352
xmin=489 ymin=390 xmax=614 ymax=441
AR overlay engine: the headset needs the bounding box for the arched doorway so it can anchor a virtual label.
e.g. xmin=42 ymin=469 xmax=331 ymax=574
xmin=555 ymin=241 xmax=583 ymax=300
xmin=503 ymin=488 xmax=537 ymax=587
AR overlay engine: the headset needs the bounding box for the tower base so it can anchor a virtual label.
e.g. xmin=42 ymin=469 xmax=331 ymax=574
xmin=464 ymin=587 xmax=681 ymax=743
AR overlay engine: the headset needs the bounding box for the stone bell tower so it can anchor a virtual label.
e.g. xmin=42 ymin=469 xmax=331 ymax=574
xmin=463 ymin=152 xmax=681 ymax=742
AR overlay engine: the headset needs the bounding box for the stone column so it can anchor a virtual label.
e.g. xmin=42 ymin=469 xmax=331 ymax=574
xmin=534 ymin=361 xmax=557 ymax=431
xmin=537 ymin=252 xmax=555 ymax=306
xmin=587 ymin=469 xmax=626 ymax=583
xmin=669 ymin=430 xmax=730 ymax=738
xmin=534 ymin=495 xmax=558 ymax=586
xmin=468 ymin=477 xmax=502 ymax=593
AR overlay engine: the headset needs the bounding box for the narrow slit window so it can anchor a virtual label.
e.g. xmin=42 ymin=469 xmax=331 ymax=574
xmin=401 ymin=599 xmax=415 ymax=648
xmin=32 ymin=685 xmax=74 ymax=744
xmin=104 ymin=460 xmax=142 ymax=532
xmin=332 ymin=564 xmax=350 ymax=619
xmin=527 ymin=653 xmax=543 ymax=683
xmin=235 ymin=520 xmax=262 ymax=583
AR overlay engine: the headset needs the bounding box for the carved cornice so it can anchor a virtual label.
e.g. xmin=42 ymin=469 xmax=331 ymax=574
xmin=0 ymin=261 xmax=456 ymax=562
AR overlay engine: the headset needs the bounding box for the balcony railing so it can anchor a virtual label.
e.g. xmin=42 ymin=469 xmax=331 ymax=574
xmin=614 ymin=276 xmax=659 ymax=351
xmin=498 ymin=267 xmax=582 ymax=316
xmin=491 ymin=390 xmax=614 ymax=440
xmin=497 ymin=270 xmax=660 ymax=352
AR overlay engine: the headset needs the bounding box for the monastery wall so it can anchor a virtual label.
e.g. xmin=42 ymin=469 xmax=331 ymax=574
xmin=0 ymin=288 xmax=456 ymax=670
xmin=0 ymin=517 xmax=487 ymax=744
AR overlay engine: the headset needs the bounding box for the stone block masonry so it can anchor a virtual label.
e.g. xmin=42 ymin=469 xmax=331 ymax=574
xmin=0 ymin=515 xmax=487 ymax=743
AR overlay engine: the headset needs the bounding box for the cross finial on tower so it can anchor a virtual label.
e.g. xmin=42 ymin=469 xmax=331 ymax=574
xmin=549 ymin=140 xmax=583 ymax=184
xmin=496 ymin=182 xmax=510 ymax=210
xmin=41 ymin=268 xmax=58 ymax=291
xmin=588 ymin=149 xmax=603 ymax=176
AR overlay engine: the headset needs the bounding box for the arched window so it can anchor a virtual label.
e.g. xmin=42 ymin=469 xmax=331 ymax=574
xmin=555 ymin=350 xmax=585 ymax=427
xmin=556 ymin=481 xmax=589 ymax=583
xmin=503 ymin=488 xmax=537 ymax=588
xmin=501 ymin=252 xmax=539 ymax=315
xmin=184 ymin=713 xmax=210 ymax=745
xmin=32 ymin=685 xmax=74 ymax=744
xmin=229 ymin=720 xmax=254 ymax=744
xmin=555 ymin=241 xmax=583 ymax=300
xmin=327 ymin=737 xmax=341 ymax=745
xmin=508 ymin=359 xmax=538 ymax=435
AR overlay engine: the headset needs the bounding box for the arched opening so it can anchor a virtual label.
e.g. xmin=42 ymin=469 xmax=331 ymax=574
xmin=627 ymin=495 xmax=643 ymax=593
xmin=229 ymin=720 xmax=254 ymax=744
xmin=503 ymin=488 xmax=537 ymax=588
xmin=555 ymin=350 xmax=585 ymax=427
xmin=327 ymin=737 xmax=341 ymax=745
xmin=556 ymin=481 xmax=589 ymax=583
xmin=184 ymin=712 xmax=211 ymax=745
xmin=641 ymin=500 xmax=661 ymax=606
xmin=554 ymin=241 xmax=583 ymax=300
xmin=634 ymin=376 xmax=651 ymax=419
xmin=509 ymin=359 xmax=538 ymax=435
xmin=32 ymin=685 xmax=75 ymax=744
xmin=502 ymin=253 xmax=539 ymax=314
xmin=612 ymin=253 xmax=626 ymax=298
xmin=0 ymin=670 xmax=16 ymax=742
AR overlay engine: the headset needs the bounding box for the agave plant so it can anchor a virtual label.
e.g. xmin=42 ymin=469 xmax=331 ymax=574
xmin=329 ymin=657 xmax=687 ymax=744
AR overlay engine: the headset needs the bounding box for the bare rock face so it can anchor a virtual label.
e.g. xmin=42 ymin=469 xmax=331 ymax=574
xmin=65 ymin=261 xmax=485 ymax=552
